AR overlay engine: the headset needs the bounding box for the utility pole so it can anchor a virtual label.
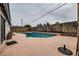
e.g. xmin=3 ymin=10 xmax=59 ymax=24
xmin=21 ymin=18 xmax=23 ymax=27
xmin=76 ymin=3 xmax=79 ymax=56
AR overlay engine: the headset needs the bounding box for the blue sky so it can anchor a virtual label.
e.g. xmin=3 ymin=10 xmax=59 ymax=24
xmin=9 ymin=3 xmax=77 ymax=27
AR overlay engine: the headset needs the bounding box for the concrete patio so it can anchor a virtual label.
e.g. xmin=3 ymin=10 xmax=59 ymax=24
xmin=0 ymin=33 xmax=77 ymax=56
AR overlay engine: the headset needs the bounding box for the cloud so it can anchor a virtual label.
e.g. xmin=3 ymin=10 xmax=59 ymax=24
xmin=9 ymin=3 xmax=77 ymax=27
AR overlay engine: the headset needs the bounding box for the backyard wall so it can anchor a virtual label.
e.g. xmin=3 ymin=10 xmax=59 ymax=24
xmin=11 ymin=21 xmax=77 ymax=36
xmin=34 ymin=21 xmax=77 ymax=34
xmin=11 ymin=27 xmax=29 ymax=33
xmin=51 ymin=21 xmax=77 ymax=33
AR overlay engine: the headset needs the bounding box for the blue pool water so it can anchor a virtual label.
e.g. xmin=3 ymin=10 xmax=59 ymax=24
xmin=24 ymin=32 xmax=56 ymax=38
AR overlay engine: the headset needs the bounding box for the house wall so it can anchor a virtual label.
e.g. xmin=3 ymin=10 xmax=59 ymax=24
xmin=0 ymin=3 xmax=11 ymax=44
xmin=5 ymin=20 xmax=10 ymax=39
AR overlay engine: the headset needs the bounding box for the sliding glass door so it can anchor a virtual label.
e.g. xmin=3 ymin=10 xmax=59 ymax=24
xmin=1 ymin=15 xmax=5 ymax=43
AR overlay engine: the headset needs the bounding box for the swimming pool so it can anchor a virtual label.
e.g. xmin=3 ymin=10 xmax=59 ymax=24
xmin=24 ymin=32 xmax=56 ymax=38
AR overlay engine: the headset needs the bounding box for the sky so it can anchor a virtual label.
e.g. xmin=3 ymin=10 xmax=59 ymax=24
xmin=9 ymin=3 xmax=77 ymax=27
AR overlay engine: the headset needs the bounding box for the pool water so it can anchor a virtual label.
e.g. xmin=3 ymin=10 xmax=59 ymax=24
xmin=24 ymin=32 xmax=56 ymax=38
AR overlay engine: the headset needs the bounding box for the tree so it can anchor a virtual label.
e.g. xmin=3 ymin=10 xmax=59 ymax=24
xmin=24 ymin=25 xmax=31 ymax=31
xmin=55 ymin=22 xmax=60 ymax=24
xmin=46 ymin=22 xmax=50 ymax=26
xmin=24 ymin=25 xmax=31 ymax=28
xmin=37 ymin=24 xmax=42 ymax=27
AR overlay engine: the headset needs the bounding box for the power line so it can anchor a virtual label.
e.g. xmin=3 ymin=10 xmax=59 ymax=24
xmin=28 ymin=4 xmax=65 ymax=25
xmin=29 ymin=3 xmax=67 ymax=24
xmin=27 ymin=4 xmax=62 ymax=25
xmin=30 ymin=3 xmax=67 ymax=23
xmin=27 ymin=4 xmax=54 ymax=22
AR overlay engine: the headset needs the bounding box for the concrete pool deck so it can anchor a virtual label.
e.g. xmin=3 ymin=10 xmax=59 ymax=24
xmin=0 ymin=33 xmax=77 ymax=56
